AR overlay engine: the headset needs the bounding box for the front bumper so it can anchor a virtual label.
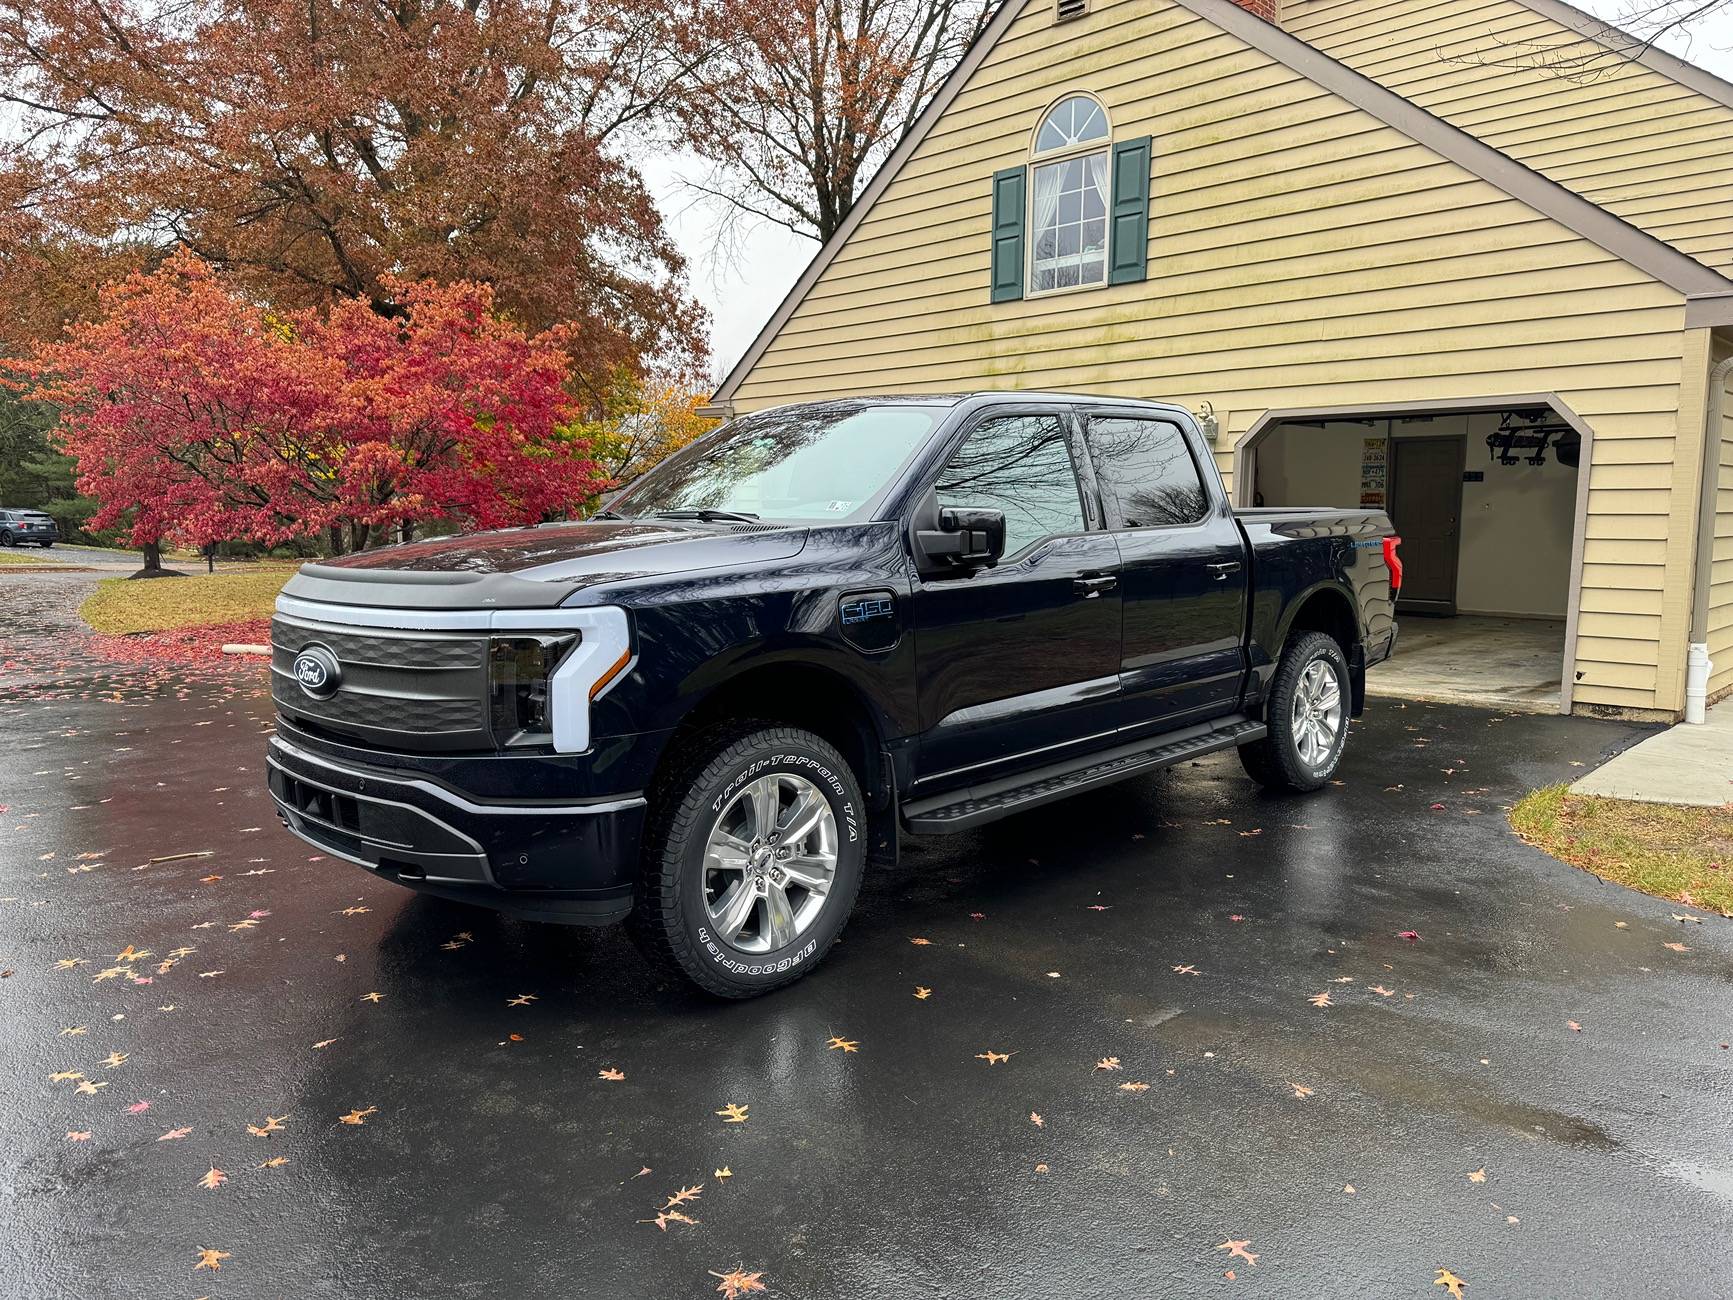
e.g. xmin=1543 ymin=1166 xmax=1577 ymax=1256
xmin=266 ymin=734 xmax=648 ymax=924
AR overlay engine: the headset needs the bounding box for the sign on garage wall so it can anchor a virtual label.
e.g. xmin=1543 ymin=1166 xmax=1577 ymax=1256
xmin=1359 ymin=436 xmax=1387 ymax=508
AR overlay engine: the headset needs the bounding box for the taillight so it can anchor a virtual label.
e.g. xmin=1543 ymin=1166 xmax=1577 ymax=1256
xmin=1382 ymin=535 xmax=1403 ymax=596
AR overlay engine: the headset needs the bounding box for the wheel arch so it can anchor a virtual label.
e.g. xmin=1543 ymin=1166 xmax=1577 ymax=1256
xmin=1273 ymin=582 xmax=1365 ymax=714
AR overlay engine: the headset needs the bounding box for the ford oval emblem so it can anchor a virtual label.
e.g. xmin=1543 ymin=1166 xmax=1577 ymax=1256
xmin=293 ymin=645 xmax=341 ymax=699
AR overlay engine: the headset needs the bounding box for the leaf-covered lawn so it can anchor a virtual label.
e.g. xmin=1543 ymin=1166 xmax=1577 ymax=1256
xmin=79 ymin=568 xmax=292 ymax=634
xmin=1512 ymin=783 xmax=1733 ymax=915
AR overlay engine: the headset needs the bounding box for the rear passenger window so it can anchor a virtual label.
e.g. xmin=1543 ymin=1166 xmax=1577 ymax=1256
xmin=935 ymin=413 xmax=1084 ymax=556
xmin=1088 ymin=417 xmax=1209 ymax=528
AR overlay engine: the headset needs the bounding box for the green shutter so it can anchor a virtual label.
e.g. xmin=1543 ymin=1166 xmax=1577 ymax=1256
xmin=990 ymin=166 xmax=1025 ymax=303
xmin=1108 ymin=135 xmax=1152 ymax=286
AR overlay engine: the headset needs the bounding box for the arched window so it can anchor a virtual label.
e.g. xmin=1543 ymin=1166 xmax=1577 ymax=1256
xmin=1028 ymin=94 xmax=1112 ymax=294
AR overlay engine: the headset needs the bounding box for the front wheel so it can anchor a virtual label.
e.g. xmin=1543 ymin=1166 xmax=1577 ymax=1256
xmin=0 ymin=532 xmax=12 ymax=547
xmin=630 ymin=722 xmax=866 ymax=997
xmin=1239 ymin=631 xmax=1352 ymax=792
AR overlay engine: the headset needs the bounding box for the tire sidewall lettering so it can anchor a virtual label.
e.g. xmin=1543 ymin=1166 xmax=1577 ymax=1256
xmin=695 ymin=740 xmax=863 ymax=976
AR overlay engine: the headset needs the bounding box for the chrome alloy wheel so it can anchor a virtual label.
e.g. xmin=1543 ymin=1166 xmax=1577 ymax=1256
xmin=1290 ymin=657 xmax=1344 ymax=768
xmin=702 ymin=773 xmax=838 ymax=954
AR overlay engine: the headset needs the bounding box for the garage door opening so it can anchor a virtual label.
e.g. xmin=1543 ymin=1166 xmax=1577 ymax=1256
xmin=1237 ymin=401 xmax=1589 ymax=714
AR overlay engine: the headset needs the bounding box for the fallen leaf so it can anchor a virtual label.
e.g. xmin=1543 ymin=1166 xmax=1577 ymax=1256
xmin=825 ymin=1035 xmax=860 ymax=1053
xmin=1308 ymin=992 xmax=1334 ymax=1008
xmin=598 ymin=1067 xmax=626 ymax=1081
xmin=1171 ymin=964 xmax=1200 ymax=976
xmin=1664 ymin=942 xmax=1689 ymax=952
xmin=913 ymin=986 xmax=932 ymax=999
xmin=66 ymin=1130 xmax=91 ymax=1142
xmin=710 ymin=1268 xmax=767 ymax=1298
xmin=1467 ymin=1167 xmax=1487 ymax=1183
xmin=662 ymin=1184 xmax=704 ymax=1209
xmin=247 ymin=1115 xmax=288 ymax=1137
xmin=1399 ymin=930 xmax=1421 ymax=942
xmin=194 ymin=1248 xmax=230 ymax=1272
xmin=1344 ymin=1184 xmax=1356 ymax=1194
xmin=1435 ymin=1267 xmax=1468 ymax=1298
xmin=1118 ymin=1081 xmax=1151 ymax=1093
xmin=259 ymin=1156 xmax=289 ymax=1169
xmin=1030 ymin=1112 xmax=1044 ymax=1127
xmin=641 ymin=1210 xmax=700 ymax=1231
xmin=126 ymin=1100 xmax=151 ymax=1114
xmin=715 ymin=1166 xmax=733 ymax=1180
xmin=337 ymin=1106 xmax=378 ymax=1125
xmin=358 ymin=991 xmax=384 ymax=1003
xmin=1369 ymin=985 xmax=1394 ymax=997
xmin=1095 ymin=1057 xmax=1122 ymax=1071
xmin=975 ymin=1050 xmax=1011 ymax=1065
xmin=1216 ymin=1239 xmax=1258 ymax=1267
xmin=1567 ymin=1020 xmax=1582 ymax=1032
xmin=158 ymin=1127 xmax=193 ymax=1141
xmin=716 ymin=1102 xmax=749 ymax=1123
xmin=1288 ymin=1082 xmax=1314 ymax=1098
xmin=199 ymin=1167 xmax=227 ymax=1190
xmin=506 ymin=993 xmax=538 ymax=1006
xmin=909 ymin=937 xmax=932 ymax=946
xmin=100 ymin=1051 xmax=127 ymax=1068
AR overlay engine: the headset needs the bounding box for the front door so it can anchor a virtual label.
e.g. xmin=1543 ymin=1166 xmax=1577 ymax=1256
xmin=1388 ymin=436 xmax=1464 ymax=614
xmin=911 ymin=410 xmax=1122 ymax=791
xmin=1083 ymin=412 xmax=1250 ymax=735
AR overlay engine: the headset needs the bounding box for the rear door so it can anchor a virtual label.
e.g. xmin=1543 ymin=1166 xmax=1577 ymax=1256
xmin=1082 ymin=411 xmax=1250 ymax=737
xmin=909 ymin=407 xmax=1123 ymax=789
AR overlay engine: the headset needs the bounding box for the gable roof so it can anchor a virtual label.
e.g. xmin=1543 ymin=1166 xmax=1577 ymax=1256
xmin=708 ymin=0 xmax=1733 ymax=409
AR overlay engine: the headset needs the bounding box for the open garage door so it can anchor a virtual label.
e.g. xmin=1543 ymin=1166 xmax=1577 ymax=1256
xmin=1237 ymin=401 xmax=1588 ymax=714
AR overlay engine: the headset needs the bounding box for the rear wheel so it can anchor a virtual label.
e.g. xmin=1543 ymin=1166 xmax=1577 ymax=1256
xmin=0 ymin=531 xmax=12 ymax=547
xmin=630 ymin=722 xmax=866 ymax=997
xmin=38 ymin=541 xmax=52 ymax=548
xmin=1239 ymin=631 xmax=1351 ymax=792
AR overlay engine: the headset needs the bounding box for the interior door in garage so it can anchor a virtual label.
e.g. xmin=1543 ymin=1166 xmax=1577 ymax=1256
xmin=1388 ymin=436 xmax=1464 ymax=614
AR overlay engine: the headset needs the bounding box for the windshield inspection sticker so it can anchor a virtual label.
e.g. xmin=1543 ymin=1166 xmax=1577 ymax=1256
xmin=825 ymin=500 xmax=854 ymax=511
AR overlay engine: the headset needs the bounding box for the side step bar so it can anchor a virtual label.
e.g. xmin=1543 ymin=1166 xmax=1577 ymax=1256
xmin=901 ymin=716 xmax=1266 ymax=834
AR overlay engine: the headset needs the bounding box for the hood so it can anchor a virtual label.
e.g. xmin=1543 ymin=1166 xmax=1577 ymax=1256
xmin=280 ymin=519 xmax=810 ymax=611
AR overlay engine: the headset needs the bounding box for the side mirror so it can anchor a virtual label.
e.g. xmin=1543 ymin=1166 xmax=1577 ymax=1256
xmin=916 ymin=506 xmax=1006 ymax=571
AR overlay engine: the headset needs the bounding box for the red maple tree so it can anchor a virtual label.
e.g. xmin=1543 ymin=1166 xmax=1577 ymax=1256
xmin=20 ymin=253 xmax=608 ymax=568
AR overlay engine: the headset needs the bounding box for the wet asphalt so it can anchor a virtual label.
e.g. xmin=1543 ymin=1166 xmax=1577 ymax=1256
xmin=3 ymin=570 xmax=1732 ymax=1300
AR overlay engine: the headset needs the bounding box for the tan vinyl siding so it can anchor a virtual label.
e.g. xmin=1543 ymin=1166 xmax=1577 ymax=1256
xmin=730 ymin=0 xmax=1698 ymax=713
xmin=1285 ymin=0 xmax=1733 ymax=271
xmin=1712 ymin=343 xmax=1733 ymax=697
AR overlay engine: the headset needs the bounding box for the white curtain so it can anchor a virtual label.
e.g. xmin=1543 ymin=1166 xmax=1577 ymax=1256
xmin=1031 ymin=161 xmax=1062 ymax=285
xmin=1084 ymin=150 xmax=1110 ymax=279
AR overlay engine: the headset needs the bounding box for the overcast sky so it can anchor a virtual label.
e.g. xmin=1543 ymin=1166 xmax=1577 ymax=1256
xmin=646 ymin=0 xmax=1733 ymax=384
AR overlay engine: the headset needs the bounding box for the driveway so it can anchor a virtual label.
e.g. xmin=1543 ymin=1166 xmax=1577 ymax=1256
xmin=2 ymin=570 xmax=1730 ymax=1298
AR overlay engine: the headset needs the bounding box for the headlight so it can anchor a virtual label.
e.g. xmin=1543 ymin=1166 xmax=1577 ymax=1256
xmin=488 ymin=634 xmax=577 ymax=746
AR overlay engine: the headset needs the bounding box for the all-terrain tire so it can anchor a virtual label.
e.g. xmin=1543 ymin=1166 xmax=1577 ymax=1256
xmin=1238 ymin=630 xmax=1352 ymax=793
xmin=628 ymin=720 xmax=867 ymax=998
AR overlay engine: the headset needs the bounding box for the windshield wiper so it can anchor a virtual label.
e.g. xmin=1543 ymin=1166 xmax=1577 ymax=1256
xmin=649 ymin=509 xmax=761 ymax=523
xmin=590 ymin=509 xmax=628 ymax=520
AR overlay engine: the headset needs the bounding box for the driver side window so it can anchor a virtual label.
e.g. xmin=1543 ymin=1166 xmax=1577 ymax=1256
xmin=935 ymin=414 xmax=1084 ymax=556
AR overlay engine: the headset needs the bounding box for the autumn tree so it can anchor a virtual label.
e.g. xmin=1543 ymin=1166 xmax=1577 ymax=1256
xmin=20 ymin=254 xmax=607 ymax=574
xmin=0 ymin=0 xmax=713 ymax=377
xmin=575 ymin=370 xmax=719 ymax=490
xmin=675 ymin=0 xmax=994 ymax=241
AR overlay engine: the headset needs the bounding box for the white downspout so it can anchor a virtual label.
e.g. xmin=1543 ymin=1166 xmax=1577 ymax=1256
xmin=1687 ymin=355 xmax=1733 ymax=723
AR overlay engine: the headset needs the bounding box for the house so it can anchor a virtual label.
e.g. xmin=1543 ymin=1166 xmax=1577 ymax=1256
xmin=703 ymin=0 xmax=1733 ymax=722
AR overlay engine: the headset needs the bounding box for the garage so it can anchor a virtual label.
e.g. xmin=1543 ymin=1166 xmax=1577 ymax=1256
xmin=1236 ymin=399 xmax=1590 ymax=714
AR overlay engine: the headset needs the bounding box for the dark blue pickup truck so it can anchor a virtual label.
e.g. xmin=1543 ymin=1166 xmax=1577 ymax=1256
xmin=267 ymin=393 xmax=1400 ymax=995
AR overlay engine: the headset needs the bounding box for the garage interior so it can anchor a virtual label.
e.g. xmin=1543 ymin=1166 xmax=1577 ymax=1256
xmin=1242 ymin=405 xmax=1584 ymax=713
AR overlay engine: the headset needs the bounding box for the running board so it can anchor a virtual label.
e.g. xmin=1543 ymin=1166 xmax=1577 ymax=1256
xmin=901 ymin=716 xmax=1266 ymax=834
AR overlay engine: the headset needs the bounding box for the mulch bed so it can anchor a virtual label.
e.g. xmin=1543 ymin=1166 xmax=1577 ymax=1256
xmin=86 ymin=617 xmax=273 ymax=665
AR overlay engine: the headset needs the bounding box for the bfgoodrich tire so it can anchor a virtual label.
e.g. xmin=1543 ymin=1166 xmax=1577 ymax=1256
xmin=630 ymin=721 xmax=866 ymax=998
xmin=1239 ymin=631 xmax=1352 ymax=793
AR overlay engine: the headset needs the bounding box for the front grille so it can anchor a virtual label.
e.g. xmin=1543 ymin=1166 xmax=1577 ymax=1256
xmin=270 ymin=614 xmax=491 ymax=753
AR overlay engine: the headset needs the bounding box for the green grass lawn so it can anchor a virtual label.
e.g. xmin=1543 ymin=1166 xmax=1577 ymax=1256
xmin=79 ymin=567 xmax=293 ymax=634
xmin=1511 ymin=783 xmax=1733 ymax=915
xmin=0 ymin=549 xmax=73 ymax=566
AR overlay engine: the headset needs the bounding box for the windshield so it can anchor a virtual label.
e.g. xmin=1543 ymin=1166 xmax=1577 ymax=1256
xmin=610 ymin=403 xmax=944 ymax=523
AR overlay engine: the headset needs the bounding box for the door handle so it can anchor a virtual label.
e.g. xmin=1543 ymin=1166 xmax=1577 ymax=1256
xmin=1206 ymin=561 xmax=1243 ymax=581
xmin=1073 ymin=574 xmax=1118 ymax=598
